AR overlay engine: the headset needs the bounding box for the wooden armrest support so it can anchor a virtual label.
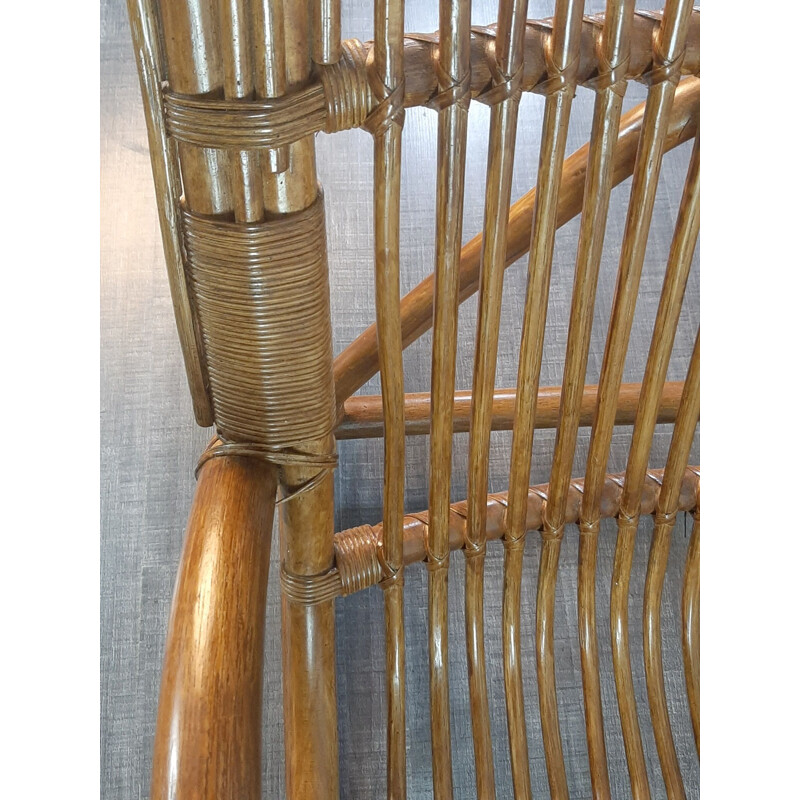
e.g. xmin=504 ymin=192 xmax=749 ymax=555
xmin=150 ymin=455 xmax=278 ymax=800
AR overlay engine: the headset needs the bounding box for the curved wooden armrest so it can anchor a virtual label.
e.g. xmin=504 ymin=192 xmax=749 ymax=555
xmin=332 ymin=76 xmax=699 ymax=405
xmin=150 ymin=455 xmax=278 ymax=800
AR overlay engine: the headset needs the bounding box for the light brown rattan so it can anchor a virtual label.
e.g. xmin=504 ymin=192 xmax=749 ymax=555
xmin=126 ymin=1 xmax=701 ymax=798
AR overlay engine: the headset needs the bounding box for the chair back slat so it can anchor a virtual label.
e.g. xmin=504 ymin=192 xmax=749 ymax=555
xmin=464 ymin=0 xmax=528 ymax=795
xmin=369 ymin=0 xmax=409 ymax=796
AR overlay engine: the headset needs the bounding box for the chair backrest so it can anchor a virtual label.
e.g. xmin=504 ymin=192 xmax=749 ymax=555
xmin=129 ymin=0 xmax=699 ymax=797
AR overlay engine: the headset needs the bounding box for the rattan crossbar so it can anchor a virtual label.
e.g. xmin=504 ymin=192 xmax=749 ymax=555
xmin=161 ymin=9 xmax=699 ymax=153
xmin=322 ymin=466 xmax=700 ymax=597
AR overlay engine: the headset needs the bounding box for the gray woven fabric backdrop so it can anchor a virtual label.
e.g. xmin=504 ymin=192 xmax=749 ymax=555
xmin=100 ymin=0 xmax=700 ymax=797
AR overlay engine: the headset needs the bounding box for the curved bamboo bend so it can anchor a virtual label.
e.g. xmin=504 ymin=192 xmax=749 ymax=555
xmin=333 ymin=76 xmax=699 ymax=406
xmin=151 ymin=455 xmax=277 ymax=800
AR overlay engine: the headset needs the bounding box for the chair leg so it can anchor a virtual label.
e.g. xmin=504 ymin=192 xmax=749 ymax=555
xmin=151 ymin=455 xmax=277 ymax=800
xmin=280 ymin=442 xmax=340 ymax=800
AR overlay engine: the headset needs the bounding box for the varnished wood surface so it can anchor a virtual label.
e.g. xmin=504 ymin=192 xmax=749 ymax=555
xmin=151 ymin=455 xmax=277 ymax=800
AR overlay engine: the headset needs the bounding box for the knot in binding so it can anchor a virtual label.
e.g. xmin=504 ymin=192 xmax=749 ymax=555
xmin=196 ymin=436 xmax=337 ymax=506
xmin=361 ymin=46 xmax=406 ymax=136
xmin=406 ymin=33 xmax=471 ymax=112
xmin=472 ymin=27 xmax=523 ymax=106
xmin=640 ymin=15 xmax=686 ymax=87
xmin=654 ymin=509 xmax=678 ymax=528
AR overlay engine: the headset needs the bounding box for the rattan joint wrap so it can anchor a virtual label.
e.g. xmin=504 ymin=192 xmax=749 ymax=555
xmin=318 ymin=39 xmax=374 ymax=132
xmin=471 ymin=26 xmax=523 ymax=106
xmin=334 ymin=525 xmax=383 ymax=595
xmin=280 ymin=564 xmax=342 ymax=605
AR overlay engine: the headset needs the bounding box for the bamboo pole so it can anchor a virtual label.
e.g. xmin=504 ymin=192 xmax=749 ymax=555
xmin=537 ymin=4 xmax=636 ymax=794
xmin=368 ymin=0 xmax=407 ymax=794
xmin=577 ymin=3 xmax=695 ymax=796
xmin=464 ymin=1 xmax=527 ymax=795
xmin=503 ymin=1 xmax=585 ymax=794
xmin=335 ymin=382 xmax=684 ymax=439
xmin=426 ymin=2 xmax=472 ymax=795
xmin=274 ymin=3 xmax=338 ymax=798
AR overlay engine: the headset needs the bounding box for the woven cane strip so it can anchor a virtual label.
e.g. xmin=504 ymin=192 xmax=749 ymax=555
xmin=319 ymin=39 xmax=373 ymax=132
xmin=183 ymin=193 xmax=336 ymax=448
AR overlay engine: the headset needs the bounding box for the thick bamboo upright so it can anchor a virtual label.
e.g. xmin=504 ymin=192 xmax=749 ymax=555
xmin=271 ymin=4 xmax=339 ymax=799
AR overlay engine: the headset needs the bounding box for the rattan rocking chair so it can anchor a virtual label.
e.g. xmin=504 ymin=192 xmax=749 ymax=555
xmin=127 ymin=0 xmax=699 ymax=797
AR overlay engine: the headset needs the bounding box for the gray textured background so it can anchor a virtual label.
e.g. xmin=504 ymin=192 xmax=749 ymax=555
xmin=101 ymin=1 xmax=699 ymax=797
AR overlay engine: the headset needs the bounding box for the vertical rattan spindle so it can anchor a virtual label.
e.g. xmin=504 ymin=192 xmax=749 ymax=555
xmin=254 ymin=0 xmax=290 ymax=174
xmin=463 ymin=0 xmax=527 ymax=797
xmin=312 ymin=0 xmax=341 ymax=65
xmin=363 ymin=0 xmax=407 ymax=795
xmin=578 ymin=2 xmax=695 ymax=797
xmin=537 ymin=3 xmax=635 ymax=797
xmin=216 ymin=0 xmax=262 ymax=222
xmin=503 ymin=1 xmax=584 ymax=796
xmin=642 ymin=331 xmax=700 ymax=800
xmin=425 ymin=1 xmax=471 ymax=796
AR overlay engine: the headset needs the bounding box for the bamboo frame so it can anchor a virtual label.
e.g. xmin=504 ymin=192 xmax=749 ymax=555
xmin=128 ymin=1 xmax=701 ymax=797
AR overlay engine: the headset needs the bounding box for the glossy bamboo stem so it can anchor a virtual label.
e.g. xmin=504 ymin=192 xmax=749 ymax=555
xmin=643 ymin=516 xmax=685 ymax=800
xmin=502 ymin=541 xmax=530 ymax=800
xmin=505 ymin=1 xmax=585 ymax=794
xmin=465 ymin=0 xmax=528 ymax=787
xmin=581 ymin=3 xmax=695 ymax=796
xmin=276 ymin=4 xmax=338 ymax=798
xmin=563 ymin=3 xmax=636 ymax=792
xmin=333 ymin=76 xmax=699 ymax=407
xmin=425 ymin=2 xmax=471 ymax=796
xmin=642 ymin=335 xmax=699 ymax=798
xmin=371 ymin=0 xmax=407 ymax=795
xmin=151 ymin=456 xmax=278 ymax=800
xmin=336 ymin=382 xmax=683 ymax=439
xmin=682 ymin=510 xmax=700 ymax=754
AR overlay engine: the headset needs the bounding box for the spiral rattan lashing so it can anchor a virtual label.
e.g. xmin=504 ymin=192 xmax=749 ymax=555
xmin=182 ymin=193 xmax=336 ymax=449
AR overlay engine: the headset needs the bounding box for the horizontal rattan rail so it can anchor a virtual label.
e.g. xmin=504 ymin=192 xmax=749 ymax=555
xmin=335 ymin=381 xmax=684 ymax=439
xmin=162 ymin=9 xmax=699 ymax=152
xmin=281 ymin=467 xmax=700 ymax=601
